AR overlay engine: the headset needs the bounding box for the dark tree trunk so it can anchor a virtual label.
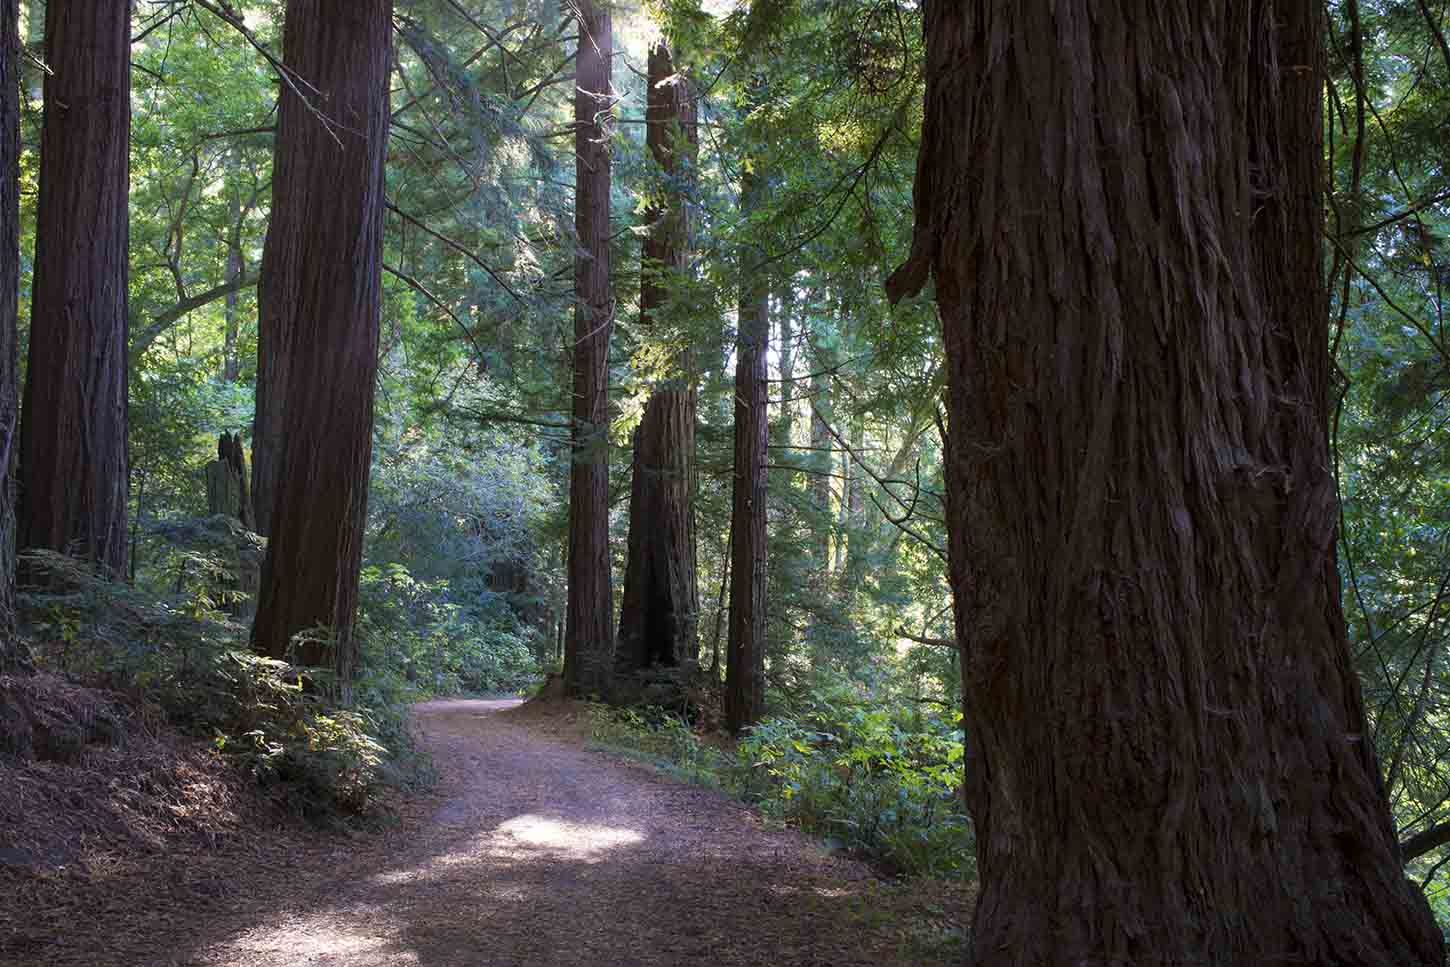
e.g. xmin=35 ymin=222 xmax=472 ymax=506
xmin=616 ymin=41 xmax=698 ymax=682
xmin=563 ymin=0 xmax=615 ymax=697
xmin=0 ymin=0 xmax=26 ymax=673
xmin=888 ymin=2 xmax=1442 ymax=963
xmin=249 ymin=0 xmax=392 ymax=685
xmin=18 ymin=0 xmax=129 ymax=579
xmin=725 ymin=143 xmax=770 ymax=734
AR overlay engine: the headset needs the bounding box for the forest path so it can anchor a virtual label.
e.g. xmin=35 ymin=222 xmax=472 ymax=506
xmin=192 ymin=698 xmax=956 ymax=967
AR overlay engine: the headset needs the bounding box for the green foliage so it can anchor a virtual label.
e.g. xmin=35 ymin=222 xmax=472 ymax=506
xmin=589 ymin=689 xmax=970 ymax=880
xmin=357 ymin=563 xmax=542 ymax=697
xmin=19 ymin=551 xmax=427 ymax=819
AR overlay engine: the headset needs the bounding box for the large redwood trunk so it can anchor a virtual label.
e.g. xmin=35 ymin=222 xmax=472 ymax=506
xmin=249 ymin=0 xmax=392 ymax=683
xmin=563 ymin=0 xmax=615 ymax=696
xmin=725 ymin=148 xmax=769 ymax=734
xmin=18 ymin=0 xmax=130 ymax=579
xmin=888 ymin=2 xmax=1442 ymax=963
xmin=616 ymin=41 xmax=698 ymax=681
xmin=0 ymin=0 xmax=24 ymax=670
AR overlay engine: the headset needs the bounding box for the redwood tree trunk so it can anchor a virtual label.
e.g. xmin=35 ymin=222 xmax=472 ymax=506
xmin=0 ymin=0 xmax=26 ymax=671
xmin=249 ymin=0 xmax=392 ymax=684
xmin=725 ymin=147 xmax=769 ymax=734
xmin=887 ymin=2 xmax=1441 ymax=963
xmin=18 ymin=0 xmax=129 ymax=579
xmin=563 ymin=0 xmax=615 ymax=697
xmin=617 ymin=41 xmax=698 ymax=680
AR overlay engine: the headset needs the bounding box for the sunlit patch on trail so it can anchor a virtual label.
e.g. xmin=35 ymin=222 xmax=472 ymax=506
xmin=496 ymin=813 xmax=644 ymax=856
xmin=208 ymin=918 xmax=417 ymax=966
xmin=365 ymin=813 xmax=644 ymax=887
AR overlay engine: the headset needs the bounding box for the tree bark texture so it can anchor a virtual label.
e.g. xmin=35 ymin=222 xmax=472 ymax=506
xmin=563 ymin=0 xmax=615 ymax=697
xmin=617 ymin=41 xmax=698 ymax=680
xmin=249 ymin=0 xmax=392 ymax=683
xmin=887 ymin=2 xmax=1442 ymax=963
xmin=18 ymin=0 xmax=129 ymax=579
xmin=725 ymin=151 xmax=770 ymax=734
xmin=0 ymin=0 xmax=26 ymax=672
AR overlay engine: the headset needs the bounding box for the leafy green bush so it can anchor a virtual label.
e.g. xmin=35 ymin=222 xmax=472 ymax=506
xmin=20 ymin=550 xmax=424 ymax=819
xmin=356 ymin=562 xmax=543 ymax=697
xmin=729 ymin=704 xmax=969 ymax=879
xmin=588 ymin=704 xmax=726 ymax=787
xmin=588 ymin=696 xmax=971 ymax=879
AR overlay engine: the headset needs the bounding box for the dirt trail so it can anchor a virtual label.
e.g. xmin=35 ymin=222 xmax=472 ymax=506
xmin=194 ymin=698 xmax=964 ymax=966
xmin=194 ymin=699 xmax=962 ymax=966
xmin=27 ymin=698 xmax=959 ymax=966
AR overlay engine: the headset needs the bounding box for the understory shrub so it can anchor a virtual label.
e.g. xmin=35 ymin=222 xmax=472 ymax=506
xmin=356 ymin=563 xmax=544 ymax=697
xmin=589 ymin=696 xmax=971 ymax=879
xmin=19 ymin=550 xmax=426 ymax=819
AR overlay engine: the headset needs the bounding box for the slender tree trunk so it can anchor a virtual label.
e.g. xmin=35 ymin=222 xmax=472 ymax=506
xmin=807 ymin=330 xmax=833 ymax=571
xmin=842 ymin=419 xmax=867 ymax=579
xmin=222 ymin=149 xmax=245 ymax=383
xmin=774 ymin=282 xmax=795 ymax=450
xmin=888 ymin=2 xmax=1441 ymax=962
xmin=617 ymin=41 xmax=698 ymax=681
xmin=249 ymin=0 xmax=392 ymax=687
xmin=725 ymin=126 xmax=770 ymax=734
xmin=0 ymin=0 xmax=26 ymax=673
xmin=18 ymin=0 xmax=129 ymax=580
xmin=563 ymin=0 xmax=615 ymax=697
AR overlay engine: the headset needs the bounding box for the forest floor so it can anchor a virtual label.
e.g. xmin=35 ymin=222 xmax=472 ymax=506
xmin=3 ymin=696 xmax=967 ymax=966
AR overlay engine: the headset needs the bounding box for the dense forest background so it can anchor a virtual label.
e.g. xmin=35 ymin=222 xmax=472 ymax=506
xmin=3 ymin=0 xmax=1450 ymax=955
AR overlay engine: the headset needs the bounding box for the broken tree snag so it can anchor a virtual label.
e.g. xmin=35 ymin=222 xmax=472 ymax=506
xmin=205 ymin=432 xmax=254 ymax=530
xmin=564 ymin=0 xmax=616 ymax=697
xmin=894 ymin=1 xmax=1443 ymax=963
xmin=204 ymin=432 xmax=259 ymax=616
xmin=617 ymin=39 xmax=699 ymax=689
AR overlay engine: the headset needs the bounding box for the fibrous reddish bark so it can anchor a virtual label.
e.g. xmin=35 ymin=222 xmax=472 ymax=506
xmin=18 ymin=0 xmax=130 ymax=579
xmin=0 ymin=0 xmax=25 ymax=671
xmin=564 ymin=0 xmax=615 ymax=697
xmin=617 ymin=41 xmax=698 ymax=679
xmin=888 ymin=2 xmax=1441 ymax=963
xmin=249 ymin=0 xmax=392 ymax=683
xmin=725 ymin=138 xmax=770 ymax=734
